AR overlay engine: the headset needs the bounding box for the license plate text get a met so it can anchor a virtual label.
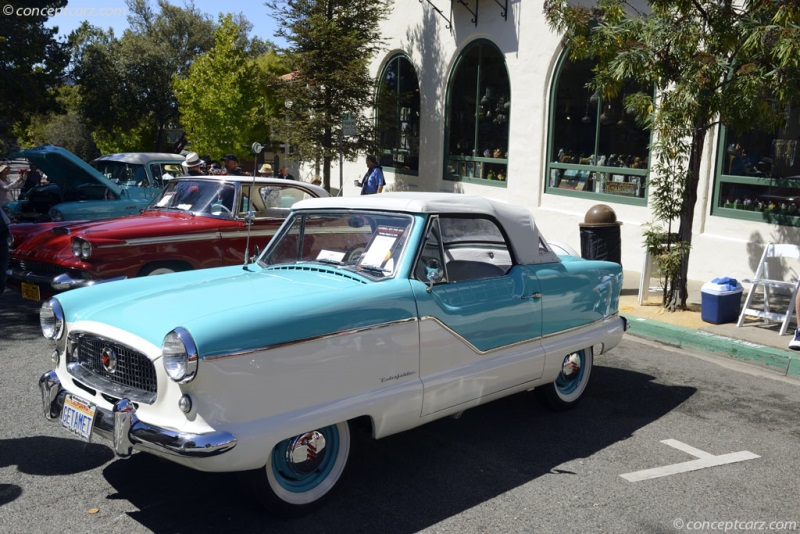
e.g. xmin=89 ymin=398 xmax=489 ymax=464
xmin=61 ymin=394 xmax=97 ymax=441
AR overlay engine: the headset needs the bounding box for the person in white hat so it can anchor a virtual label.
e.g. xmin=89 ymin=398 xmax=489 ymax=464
xmin=0 ymin=164 xmax=24 ymax=205
xmin=258 ymin=163 xmax=273 ymax=176
xmin=182 ymin=152 xmax=204 ymax=176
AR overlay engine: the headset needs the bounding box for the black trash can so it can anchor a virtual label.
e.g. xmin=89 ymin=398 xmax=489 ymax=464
xmin=579 ymin=204 xmax=622 ymax=265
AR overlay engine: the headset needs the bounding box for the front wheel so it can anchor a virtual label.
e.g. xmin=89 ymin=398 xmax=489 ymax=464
xmin=138 ymin=262 xmax=188 ymax=277
xmin=246 ymin=421 xmax=352 ymax=516
xmin=536 ymin=348 xmax=593 ymax=411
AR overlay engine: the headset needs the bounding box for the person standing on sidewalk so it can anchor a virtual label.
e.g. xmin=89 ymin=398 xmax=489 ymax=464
xmin=360 ymin=155 xmax=385 ymax=195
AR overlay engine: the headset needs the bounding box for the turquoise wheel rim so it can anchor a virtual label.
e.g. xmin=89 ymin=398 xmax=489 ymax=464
xmin=271 ymin=424 xmax=341 ymax=493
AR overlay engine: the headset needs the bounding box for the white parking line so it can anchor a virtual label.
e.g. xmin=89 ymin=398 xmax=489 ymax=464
xmin=620 ymin=439 xmax=760 ymax=482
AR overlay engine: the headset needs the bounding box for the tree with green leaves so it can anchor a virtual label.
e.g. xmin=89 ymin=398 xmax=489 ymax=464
xmin=72 ymin=0 xmax=216 ymax=153
xmin=267 ymin=0 xmax=392 ymax=190
xmin=0 ymin=0 xmax=69 ymax=154
xmin=545 ymin=0 xmax=800 ymax=310
xmin=173 ymin=15 xmax=284 ymax=161
xmin=17 ymin=85 xmax=99 ymax=160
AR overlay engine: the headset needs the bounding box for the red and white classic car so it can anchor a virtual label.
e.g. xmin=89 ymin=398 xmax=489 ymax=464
xmin=6 ymin=175 xmax=328 ymax=301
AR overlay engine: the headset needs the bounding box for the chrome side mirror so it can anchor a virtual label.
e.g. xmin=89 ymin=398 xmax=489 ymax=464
xmin=244 ymin=210 xmax=255 ymax=226
xmin=425 ymin=258 xmax=444 ymax=293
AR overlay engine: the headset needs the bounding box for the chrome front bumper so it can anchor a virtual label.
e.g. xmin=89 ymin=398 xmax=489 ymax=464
xmin=39 ymin=370 xmax=237 ymax=459
xmin=7 ymin=267 xmax=126 ymax=291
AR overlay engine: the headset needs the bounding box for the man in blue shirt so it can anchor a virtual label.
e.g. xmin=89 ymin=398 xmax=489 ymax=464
xmin=360 ymin=155 xmax=385 ymax=195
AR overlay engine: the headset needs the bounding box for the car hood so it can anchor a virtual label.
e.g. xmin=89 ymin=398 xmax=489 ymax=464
xmin=56 ymin=264 xmax=415 ymax=359
xmin=11 ymin=145 xmax=122 ymax=196
xmin=65 ymin=210 xmax=224 ymax=241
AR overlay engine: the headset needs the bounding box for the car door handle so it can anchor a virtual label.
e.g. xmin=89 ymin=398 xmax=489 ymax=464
xmin=521 ymin=292 xmax=542 ymax=300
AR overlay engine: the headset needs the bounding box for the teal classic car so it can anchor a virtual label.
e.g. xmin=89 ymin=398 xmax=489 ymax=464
xmin=38 ymin=192 xmax=627 ymax=516
xmin=4 ymin=145 xmax=186 ymax=222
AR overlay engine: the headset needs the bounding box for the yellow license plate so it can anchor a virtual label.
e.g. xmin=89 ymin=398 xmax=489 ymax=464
xmin=21 ymin=282 xmax=41 ymax=302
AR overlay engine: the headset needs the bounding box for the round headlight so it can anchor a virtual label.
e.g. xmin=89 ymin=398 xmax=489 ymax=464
xmin=162 ymin=327 xmax=198 ymax=383
xmin=6 ymin=231 xmax=14 ymax=250
xmin=50 ymin=209 xmax=64 ymax=222
xmin=71 ymin=238 xmax=92 ymax=260
xmin=41 ymin=299 xmax=65 ymax=340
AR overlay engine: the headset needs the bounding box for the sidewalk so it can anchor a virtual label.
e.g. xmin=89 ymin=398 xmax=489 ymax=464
xmin=620 ymin=271 xmax=800 ymax=379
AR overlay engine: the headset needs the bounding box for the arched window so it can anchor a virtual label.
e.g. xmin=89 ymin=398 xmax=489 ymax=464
xmin=714 ymin=106 xmax=800 ymax=225
xmin=546 ymin=55 xmax=650 ymax=203
xmin=445 ymin=40 xmax=510 ymax=184
xmin=376 ymin=54 xmax=420 ymax=173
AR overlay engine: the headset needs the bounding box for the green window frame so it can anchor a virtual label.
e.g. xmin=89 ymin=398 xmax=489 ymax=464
xmin=545 ymin=53 xmax=650 ymax=205
xmin=713 ymin=114 xmax=800 ymax=227
xmin=444 ymin=39 xmax=510 ymax=186
xmin=376 ymin=53 xmax=420 ymax=174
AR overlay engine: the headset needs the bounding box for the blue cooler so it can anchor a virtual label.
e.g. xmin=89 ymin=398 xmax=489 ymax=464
xmin=701 ymin=278 xmax=743 ymax=324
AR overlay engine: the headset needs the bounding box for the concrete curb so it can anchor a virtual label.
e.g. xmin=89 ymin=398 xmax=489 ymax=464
xmin=625 ymin=316 xmax=800 ymax=378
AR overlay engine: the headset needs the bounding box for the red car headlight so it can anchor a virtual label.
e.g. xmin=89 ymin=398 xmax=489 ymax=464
xmin=70 ymin=238 xmax=93 ymax=260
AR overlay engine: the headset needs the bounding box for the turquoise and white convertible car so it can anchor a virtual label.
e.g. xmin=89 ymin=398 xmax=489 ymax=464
xmin=38 ymin=193 xmax=627 ymax=515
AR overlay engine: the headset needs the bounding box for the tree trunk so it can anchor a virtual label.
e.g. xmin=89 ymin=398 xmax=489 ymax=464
xmin=323 ymin=154 xmax=331 ymax=193
xmin=323 ymin=123 xmax=332 ymax=192
xmin=154 ymin=122 xmax=165 ymax=152
xmin=673 ymin=126 xmax=707 ymax=310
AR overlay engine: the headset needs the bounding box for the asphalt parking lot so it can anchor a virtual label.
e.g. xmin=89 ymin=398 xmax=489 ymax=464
xmin=1 ymin=290 xmax=799 ymax=533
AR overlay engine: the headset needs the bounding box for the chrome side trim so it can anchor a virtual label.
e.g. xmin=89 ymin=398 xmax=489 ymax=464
xmin=101 ymin=232 xmax=222 ymax=248
xmin=203 ymin=317 xmax=419 ymax=361
xmin=203 ymin=314 xmax=625 ymax=361
xmin=420 ymin=313 xmax=624 ymax=356
xmin=39 ymin=371 xmax=237 ymax=459
xmin=97 ymin=229 xmax=278 ymax=248
xmin=419 ymin=315 xmax=540 ymax=355
xmin=218 ymin=229 xmax=278 ymax=239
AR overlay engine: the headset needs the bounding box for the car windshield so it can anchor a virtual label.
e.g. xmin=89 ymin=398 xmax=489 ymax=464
xmin=259 ymin=211 xmax=414 ymax=279
xmin=147 ymin=179 xmax=237 ymax=217
xmin=90 ymin=160 xmax=148 ymax=187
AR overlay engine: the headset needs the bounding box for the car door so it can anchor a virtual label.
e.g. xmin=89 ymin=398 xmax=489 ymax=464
xmin=411 ymin=215 xmax=545 ymax=416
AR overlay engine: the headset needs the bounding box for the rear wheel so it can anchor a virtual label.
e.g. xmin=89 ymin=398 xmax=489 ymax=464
xmin=246 ymin=421 xmax=352 ymax=516
xmin=536 ymin=348 xmax=593 ymax=410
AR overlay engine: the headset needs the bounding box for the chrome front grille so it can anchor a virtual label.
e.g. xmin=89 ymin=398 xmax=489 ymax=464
xmin=67 ymin=333 xmax=158 ymax=404
xmin=10 ymin=258 xmax=69 ymax=276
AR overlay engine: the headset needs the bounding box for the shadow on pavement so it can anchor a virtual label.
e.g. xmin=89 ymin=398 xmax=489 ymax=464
xmin=97 ymin=365 xmax=696 ymax=533
xmin=0 ymin=436 xmax=114 ymax=477
xmin=0 ymin=289 xmax=42 ymax=342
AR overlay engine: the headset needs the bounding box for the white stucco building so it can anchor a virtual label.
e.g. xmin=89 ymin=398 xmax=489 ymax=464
xmin=323 ymin=0 xmax=800 ymax=286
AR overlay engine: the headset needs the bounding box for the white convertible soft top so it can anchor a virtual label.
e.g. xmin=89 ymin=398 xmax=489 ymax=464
xmin=292 ymin=192 xmax=560 ymax=265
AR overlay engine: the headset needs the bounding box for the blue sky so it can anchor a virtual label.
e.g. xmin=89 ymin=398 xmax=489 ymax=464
xmin=44 ymin=0 xmax=285 ymax=45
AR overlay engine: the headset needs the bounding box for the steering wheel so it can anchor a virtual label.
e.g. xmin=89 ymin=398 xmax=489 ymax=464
xmin=210 ymin=203 xmax=232 ymax=216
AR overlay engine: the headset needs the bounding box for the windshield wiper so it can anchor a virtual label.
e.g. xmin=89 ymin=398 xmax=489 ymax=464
xmin=357 ymin=265 xmax=391 ymax=275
